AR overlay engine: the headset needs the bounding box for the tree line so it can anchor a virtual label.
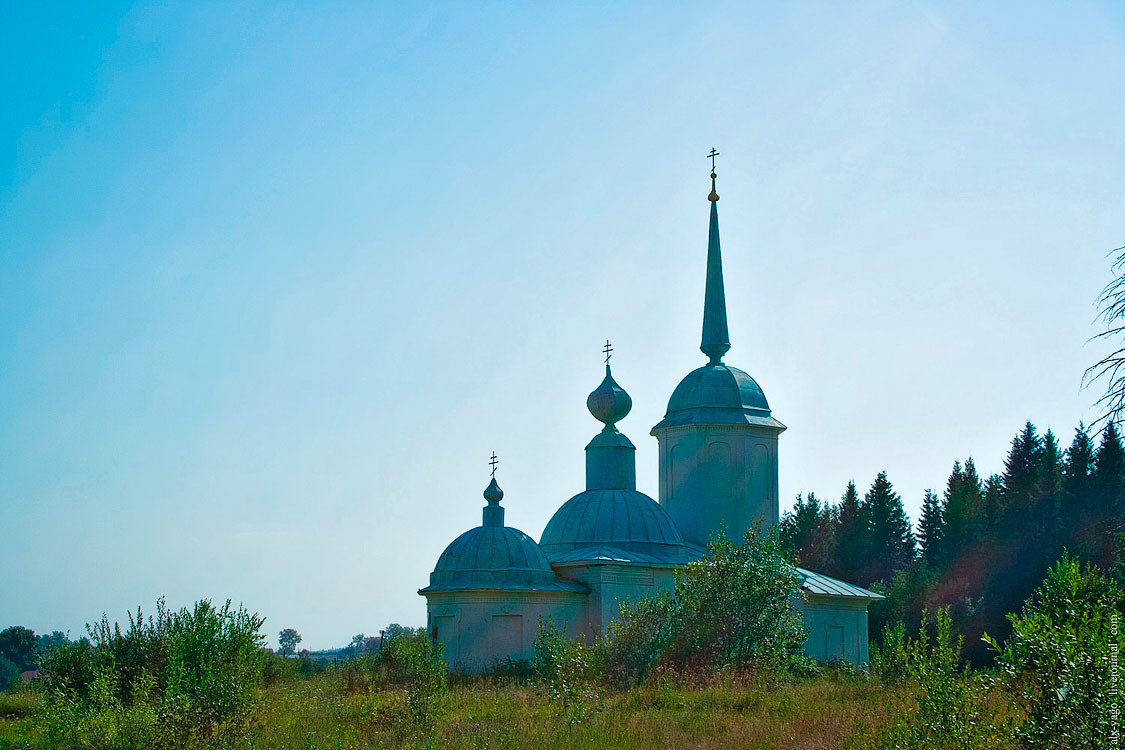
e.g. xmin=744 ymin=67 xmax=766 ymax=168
xmin=780 ymin=419 xmax=1124 ymax=662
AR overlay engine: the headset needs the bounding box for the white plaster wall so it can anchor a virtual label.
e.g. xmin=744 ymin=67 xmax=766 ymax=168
xmin=425 ymin=590 xmax=586 ymax=673
xmin=795 ymin=595 xmax=871 ymax=666
xmin=656 ymin=424 xmax=780 ymax=547
xmin=553 ymin=563 xmax=677 ymax=636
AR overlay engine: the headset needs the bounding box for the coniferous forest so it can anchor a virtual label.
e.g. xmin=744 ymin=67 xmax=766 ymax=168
xmin=780 ymin=419 xmax=1125 ymax=663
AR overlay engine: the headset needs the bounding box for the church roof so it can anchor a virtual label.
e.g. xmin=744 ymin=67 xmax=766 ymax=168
xmin=422 ymin=525 xmax=582 ymax=592
xmin=653 ymin=362 xmax=785 ymax=430
xmin=540 ymin=488 xmax=691 ymax=565
xmin=421 ymin=475 xmax=581 ymax=594
xmin=795 ymin=566 xmax=885 ymax=600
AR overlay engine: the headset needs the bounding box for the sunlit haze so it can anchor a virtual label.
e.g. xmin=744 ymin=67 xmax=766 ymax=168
xmin=2 ymin=2 xmax=1123 ymax=649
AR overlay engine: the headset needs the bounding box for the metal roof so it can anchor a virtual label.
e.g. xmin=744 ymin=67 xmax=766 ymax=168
xmin=794 ymin=566 xmax=885 ymax=600
xmin=540 ymin=488 xmax=690 ymax=565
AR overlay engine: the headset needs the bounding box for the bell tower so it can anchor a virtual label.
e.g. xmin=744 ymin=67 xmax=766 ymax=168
xmin=650 ymin=157 xmax=786 ymax=548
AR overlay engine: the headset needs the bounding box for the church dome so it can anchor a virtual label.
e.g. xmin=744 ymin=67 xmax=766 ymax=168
xmin=421 ymin=474 xmax=578 ymax=592
xmin=427 ymin=525 xmax=559 ymax=590
xmin=539 ymin=488 xmax=691 ymax=564
xmin=669 ymin=362 xmax=769 ymax=413
xmin=653 ymin=362 xmax=785 ymax=430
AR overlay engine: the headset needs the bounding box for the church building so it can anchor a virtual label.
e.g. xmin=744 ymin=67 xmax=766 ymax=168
xmin=419 ymin=164 xmax=882 ymax=670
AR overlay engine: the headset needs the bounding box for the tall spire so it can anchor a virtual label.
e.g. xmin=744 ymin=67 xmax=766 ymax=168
xmin=701 ymin=153 xmax=730 ymax=364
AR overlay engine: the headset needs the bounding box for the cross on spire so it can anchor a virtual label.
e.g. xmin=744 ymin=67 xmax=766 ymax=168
xmin=603 ymin=339 xmax=613 ymax=364
xmin=489 ymin=451 xmax=498 ymax=477
xmin=707 ymin=147 xmax=720 ymax=172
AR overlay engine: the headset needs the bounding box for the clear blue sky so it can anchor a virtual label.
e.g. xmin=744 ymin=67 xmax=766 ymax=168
xmin=2 ymin=2 xmax=1123 ymax=649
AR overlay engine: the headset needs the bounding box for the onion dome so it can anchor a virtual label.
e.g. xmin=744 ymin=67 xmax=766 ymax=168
xmin=421 ymin=476 xmax=578 ymax=593
xmin=587 ymin=365 xmax=632 ymax=428
xmin=540 ymin=354 xmax=691 ymax=565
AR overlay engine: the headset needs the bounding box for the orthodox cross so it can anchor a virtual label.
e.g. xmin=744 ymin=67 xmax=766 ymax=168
xmin=489 ymin=451 xmax=498 ymax=477
xmin=603 ymin=339 xmax=613 ymax=364
xmin=707 ymin=147 xmax=720 ymax=171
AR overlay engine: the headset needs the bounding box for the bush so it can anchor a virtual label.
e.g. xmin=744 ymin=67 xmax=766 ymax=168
xmin=38 ymin=598 xmax=266 ymax=748
xmin=533 ymin=617 xmax=601 ymax=728
xmin=600 ymin=523 xmax=808 ymax=685
xmin=0 ymin=655 xmax=20 ymax=693
xmin=338 ymin=630 xmax=447 ymax=736
xmin=869 ymin=621 xmax=909 ymax=686
xmin=986 ymin=553 xmax=1122 ymax=748
xmin=882 ymin=608 xmax=1008 ymax=749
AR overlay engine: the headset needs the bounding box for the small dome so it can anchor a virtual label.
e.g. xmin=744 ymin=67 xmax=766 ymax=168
xmin=587 ymin=365 xmax=632 ymax=427
xmin=427 ymin=525 xmax=559 ymax=590
xmin=483 ymin=477 xmax=503 ymax=504
xmin=540 ymin=489 xmax=690 ymax=564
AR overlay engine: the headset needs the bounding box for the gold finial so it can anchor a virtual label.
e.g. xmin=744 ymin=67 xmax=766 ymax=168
xmin=707 ymin=148 xmax=720 ymax=202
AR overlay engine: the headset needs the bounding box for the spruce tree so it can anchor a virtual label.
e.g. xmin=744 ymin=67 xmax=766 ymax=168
xmin=1002 ymin=421 xmax=1043 ymax=514
xmin=918 ymin=488 xmax=944 ymax=566
xmin=1038 ymin=429 xmax=1064 ymax=544
xmin=862 ymin=471 xmax=916 ymax=585
xmin=982 ymin=473 xmax=1003 ymax=533
xmin=833 ymin=481 xmax=865 ymax=583
xmin=780 ymin=493 xmax=820 ymax=560
xmin=1063 ymin=425 xmax=1095 ymax=539
xmin=943 ymin=458 xmax=983 ymax=560
xmin=1092 ymin=423 xmax=1125 ymax=567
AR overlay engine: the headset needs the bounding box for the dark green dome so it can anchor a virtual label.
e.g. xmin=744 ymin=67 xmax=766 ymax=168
xmin=539 ymin=489 xmax=690 ymax=564
xmin=426 ymin=526 xmax=559 ymax=591
xmin=652 ymin=362 xmax=785 ymax=430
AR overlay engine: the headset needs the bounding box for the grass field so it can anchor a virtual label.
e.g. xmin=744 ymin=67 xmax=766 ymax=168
xmin=0 ymin=667 xmax=1018 ymax=749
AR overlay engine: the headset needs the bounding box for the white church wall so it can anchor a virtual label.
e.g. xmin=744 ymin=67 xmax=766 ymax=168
xmin=553 ymin=562 xmax=677 ymax=636
xmin=656 ymin=424 xmax=780 ymax=546
xmin=425 ymin=590 xmax=586 ymax=673
xmin=794 ymin=595 xmax=871 ymax=666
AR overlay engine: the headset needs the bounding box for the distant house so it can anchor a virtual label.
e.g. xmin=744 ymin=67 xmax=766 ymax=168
xmin=20 ymin=670 xmax=39 ymax=685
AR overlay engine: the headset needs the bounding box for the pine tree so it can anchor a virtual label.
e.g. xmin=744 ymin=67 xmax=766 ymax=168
xmin=861 ymin=471 xmax=916 ymax=585
xmin=943 ymin=458 xmax=982 ymax=559
xmin=833 ymin=481 xmax=865 ymax=583
xmin=1002 ymin=421 xmax=1043 ymax=514
xmin=1038 ymin=429 xmax=1065 ymax=544
xmin=780 ymin=493 xmax=819 ymax=559
xmin=982 ymin=473 xmax=1003 ymax=533
xmin=1063 ymin=425 xmax=1095 ymax=538
xmin=781 ymin=494 xmax=837 ymax=573
xmin=1091 ymin=423 xmax=1125 ymax=567
xmin=1094 ymin=422 xmax=1125 ymax=512
xmin=918 ymin=488 xmax=944 ymax=566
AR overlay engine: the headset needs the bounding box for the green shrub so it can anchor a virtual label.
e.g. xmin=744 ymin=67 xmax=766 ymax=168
xmin=986 ymin=553 xmax=1122 ymax=748
xmin=600 ymin=523 xmax=808 ymax=685
xmin=0 ymin=656 xmax=20 ymax=693
xmin=338 ymin=630 xmax=447 ymax=736
xmin=38 ymin=598 xmax=266 ymax=748
xmin=870 ymin=621 xmax=909 ymax=686
xmin=882 ymin=607 xmax=1008 ymax=749
xmin=533 ymin=617 xmax=602 ymax=728
xmin=402 ymin=636 xmax=447 ymax=733
xmin=598 ymin=593 xmax=676 ymax=687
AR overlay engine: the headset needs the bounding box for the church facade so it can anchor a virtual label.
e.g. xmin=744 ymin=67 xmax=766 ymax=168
xmin=419 ymin=168 xmax=882 ymax=670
